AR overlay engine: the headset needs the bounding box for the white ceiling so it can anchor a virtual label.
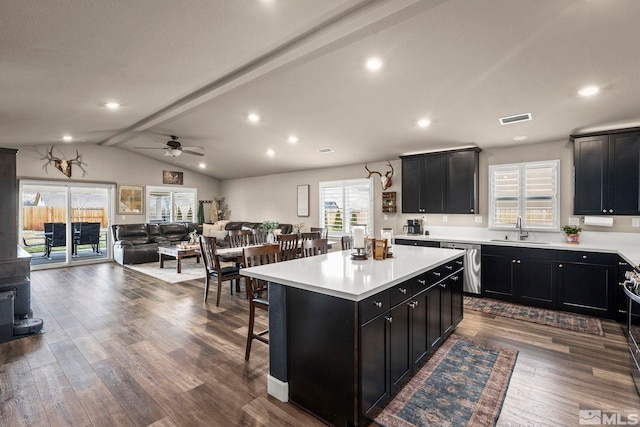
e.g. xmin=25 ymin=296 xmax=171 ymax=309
xmin=3 ymin=0 xmax=640 ymax=179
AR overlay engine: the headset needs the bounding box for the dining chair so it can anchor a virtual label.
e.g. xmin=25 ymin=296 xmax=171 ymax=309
xmin=310 ymin=227 xmax=329 ymax=239
xmin=242 ymin=243 xmax=279 ymax=361
xmin=301 ymin=238 xmax=329 ymax=257
xmin=200 ymin=236 xmax=242 ymax=306
xmin=251 ymin=229 xmax=268 ymax=245
xmin=300 ymin=231 xmax=321 ymax=240
xmin=341 ymin=235 xmax=353 ymax=251
xmin=229 ymin=229 xmax=252 ymax=247
xmin=277 ymin=233 xmax=299 ymax=261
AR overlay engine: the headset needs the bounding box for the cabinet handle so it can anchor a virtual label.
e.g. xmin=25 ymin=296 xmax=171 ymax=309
xmin=456 ymin=260 xmax=463 ymax=265
xmin=620 ymin=261 xmax=629 ymax=266
xmin=440 ymin=283 xmax=447 ymax=288
xmin=374 ymin=301 xmax=383 ymax=308
xmin=417 ymin=279 xmax=426 ymax=285
xmin=408 ymin=302 xmax=416 ymax=308
xmin=470 ymin=209 xmax=474 ymax=213
xmin=452 ymin=276 xmax=459 ymax=281
xmin=512 ymin=259 xmax=516 ymax=263
xmin=602 ymin=209 xmax=606 ymax=213
xmin=385 ymin=316 xmax=393 ymax=323
xmin=609 ymin=209 xmax=614 ymax=213
xmin=399 ymin=288 xmax=407 ymax=294
xmin=517 ymin=260 xmax=521 ymax=264
xmin=559 ymin=264 xmax=563 ymax=268
xmin=582 ymin=255 xmax=587 ymax=259
xmin=413 ymin=300 xmax=419 ymax=307
xmin=433 ymin=272 xmax=441 ymax=277
xmin=445 ymin=265 xmax=453 ymax=270
xmin=413 ymin=242 xmax=418 ymax=246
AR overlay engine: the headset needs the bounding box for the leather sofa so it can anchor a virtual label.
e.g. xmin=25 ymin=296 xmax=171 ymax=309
xmin=112 ymin=222 xmax=200 ymax=265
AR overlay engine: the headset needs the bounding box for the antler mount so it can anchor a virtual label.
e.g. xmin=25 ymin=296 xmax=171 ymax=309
xmin=365 ymin=160 xmax=394 ymax=190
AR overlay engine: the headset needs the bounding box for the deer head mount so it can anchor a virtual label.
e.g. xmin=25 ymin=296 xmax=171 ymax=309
xmin=365 ymin=161 xmax=394 ymax=190
xmin=43 ymin=145 xmax=87 ymax=178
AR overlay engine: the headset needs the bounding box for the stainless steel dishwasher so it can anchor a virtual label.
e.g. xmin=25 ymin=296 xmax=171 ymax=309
xmin=440 ymin=242 xmax=481 ymax=295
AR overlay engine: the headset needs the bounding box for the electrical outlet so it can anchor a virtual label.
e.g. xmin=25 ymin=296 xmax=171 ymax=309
xmin=383 ymin=214 xmax=388 ymax=221
xmin=121 ymin=215 xmax=126 ymax=220
xmin=568 ymin=217 xmax=580 ymax=226
xmin=474 ymin=215 xmax=482 ymax=224
xmin=633 ymin=218 xmax=640 ymax=227
xmin=442 ymin=215 xmax=448 ymax=222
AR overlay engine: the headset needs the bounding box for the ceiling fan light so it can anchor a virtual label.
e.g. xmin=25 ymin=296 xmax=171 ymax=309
xmin=165 ymin=148 xmax=182 ymax=157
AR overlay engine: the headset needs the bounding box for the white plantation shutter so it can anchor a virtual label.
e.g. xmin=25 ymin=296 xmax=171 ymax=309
xmin=319 ymin=179 xmax=373 ymax=236
xmin=489 ymin=160 xmax=559 ymax=230
xmin=146 ymin=187 xmax=197 ymax=223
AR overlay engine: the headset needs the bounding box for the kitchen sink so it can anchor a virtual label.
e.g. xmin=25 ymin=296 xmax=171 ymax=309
xmin=489 ymin=239 xmax=550 ymax=245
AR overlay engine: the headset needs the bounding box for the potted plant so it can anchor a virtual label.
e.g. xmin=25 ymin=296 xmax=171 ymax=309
xmin=260 ymin=220 xmax=280 ymax=243
xmin=562 ymin=225 xmax=582 ymax=244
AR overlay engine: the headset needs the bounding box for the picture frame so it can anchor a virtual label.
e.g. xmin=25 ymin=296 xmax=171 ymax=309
xmin=117 ymin=184 xmax=144 ymax=214
xmin=297 ymin=184 xmax=309 ymax=217
xmin=163 ymin=170 xmax=183 ymax=185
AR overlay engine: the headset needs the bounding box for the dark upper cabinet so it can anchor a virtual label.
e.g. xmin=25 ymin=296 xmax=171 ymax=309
xmin=573 ymin=129 xmax=640 ymax=215
xmin=401 ymin=148 xmax=480 ymax=214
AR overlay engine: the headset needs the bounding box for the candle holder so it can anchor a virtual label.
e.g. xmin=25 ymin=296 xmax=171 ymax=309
xmin=351 ymin=248 xmax=367 ymax=260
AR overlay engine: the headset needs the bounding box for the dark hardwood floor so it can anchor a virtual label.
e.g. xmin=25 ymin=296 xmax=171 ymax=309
xmin=1 ymin=262 xmax=638 ymax=426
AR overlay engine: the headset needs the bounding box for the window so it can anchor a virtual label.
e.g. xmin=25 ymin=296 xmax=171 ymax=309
xmin=319 ymin=178 xmax=373 ymax=236
xmin=489 ymin=160 xmax=559 ymax=230
xmin=146 ymin=186 xmax=197 ymax=223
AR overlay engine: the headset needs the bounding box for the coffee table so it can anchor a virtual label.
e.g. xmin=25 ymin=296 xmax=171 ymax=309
xmin=158 ymin=245 xmax=201 ymax=273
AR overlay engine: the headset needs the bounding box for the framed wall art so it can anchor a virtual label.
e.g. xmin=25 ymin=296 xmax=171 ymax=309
xmin=163 ymin=170 xmax=183 ymax=185
xmin=297 ymin=184 xmax=309 ymax=217
xmin=117 ymin=184 xmax=144 ymax=214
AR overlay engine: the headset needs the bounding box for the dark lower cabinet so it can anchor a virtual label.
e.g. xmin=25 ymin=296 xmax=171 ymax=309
xmin=557 ymin=251 xmax=617 ymax=318
xmin=394 ymin=238 xmax=440 ymax=247
xmin=481 ymin=245 xmax=556 ymax=308
xmin=359 ymin=258 xmax=464 ymax=425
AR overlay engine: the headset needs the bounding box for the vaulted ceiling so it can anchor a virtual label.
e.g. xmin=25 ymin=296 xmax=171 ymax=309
xmin=3 ymin=0 xmax=640 ymax=179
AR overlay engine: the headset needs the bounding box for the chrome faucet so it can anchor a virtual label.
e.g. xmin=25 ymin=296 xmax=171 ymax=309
xmin=515 ymin=216 xmax=529 ymax=240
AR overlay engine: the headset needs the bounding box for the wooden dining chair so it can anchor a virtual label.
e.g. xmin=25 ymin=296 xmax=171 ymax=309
xmin=251 ymin=229 xmax=268 ymax=245
xmin=301 ymin=238 xmax=329 ymax=257
xmin=229 ymin=229 xmax=252 ymax=247
xmin=301 ymin=231 xmax=321 ymax=240
xmin=243 ymin=244 xmax=279 ymax=360
xmin=341 ymin=235 xmax=353 ymax=251
xmin=310 ymin=227 xmax=329 ymax=239
xmin=199 ymin=236 xmax=242 ymax=306
xmin=277 ymin=233 xmax=299 ymax=261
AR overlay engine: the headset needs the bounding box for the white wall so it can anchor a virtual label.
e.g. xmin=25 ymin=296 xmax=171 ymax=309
xmin=15 ymin=144 xmax=220 ymax=224
xmin=220 ymin=140 xmax=640 ymax=236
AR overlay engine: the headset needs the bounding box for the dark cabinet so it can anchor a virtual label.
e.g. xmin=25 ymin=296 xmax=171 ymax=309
xmin=573 ymin=129 xmax=640 ymax=215
xmin=401 ymin=148 xmax=480 ymax=214
xmin=359 ymin=256 xmax=464 ymax=424
xmin=557 ymin=251 xmax=617 ymax=318
xmin=481 ymin=245 xmax=557 ymax=309
xmin=394 ymin=238 xmax=439 ymax=247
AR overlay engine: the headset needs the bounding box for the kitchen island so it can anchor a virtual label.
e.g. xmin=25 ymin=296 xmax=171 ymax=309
xmin=241 ymin=245 xmax=465 ymax=426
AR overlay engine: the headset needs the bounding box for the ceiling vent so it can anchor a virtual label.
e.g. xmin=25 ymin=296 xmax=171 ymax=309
xmin=499 ymin=113 xmax=532 ymax=125
xmin=316 ymin=148 xmax=334 ymax=154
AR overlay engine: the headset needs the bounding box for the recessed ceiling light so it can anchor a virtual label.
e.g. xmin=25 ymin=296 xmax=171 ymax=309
xmin=365 ymin=57 xmax=383 ymax=72
xmin=417 ymin=119 xmax=431 ymax=128
xmin=288 ymin=135 xmax=298 ymax=144
xmin=266 ymin=149 xmax=275 ymax=157
xmin=105 ymin=102 xmax=120 ymax=110
xmin=198 ymin=163 xmax=206 ymax=169
xmin=513 ymin=135 xmax=528 ymax=141
xmin=578 ymin=85 xmax=600 ymax=97
xmin=62 ymin=135 xmax=73 ymax=142
xmin=248 ymin=113 xmax=260 ymax=123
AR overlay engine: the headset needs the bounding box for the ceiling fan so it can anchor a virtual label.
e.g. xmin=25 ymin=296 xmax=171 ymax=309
xmin=135 ymin=135 xmax=204 ymax=157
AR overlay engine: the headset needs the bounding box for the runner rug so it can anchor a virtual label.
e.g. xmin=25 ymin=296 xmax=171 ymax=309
xmin=464 ymin=296 xmax=604 ymax=336
xmin=375 ymin=335 xmax=517 ymax=427
xmin=124 ymin=260 xmax=206 ymax=283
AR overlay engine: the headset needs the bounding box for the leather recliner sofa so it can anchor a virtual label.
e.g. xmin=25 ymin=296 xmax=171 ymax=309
xmin=112 ymin=223 xmax=200 ymax=265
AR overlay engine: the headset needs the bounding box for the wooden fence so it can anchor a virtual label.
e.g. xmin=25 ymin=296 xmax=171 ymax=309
xmin=23 ymin=207 xmax=108 ymax=231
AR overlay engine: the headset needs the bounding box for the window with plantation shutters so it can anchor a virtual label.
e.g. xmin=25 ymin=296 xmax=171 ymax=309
xmin=319 ymin=179 xmax=373 ymax=237
xmin=146 ymin=186 xmax=197 ymax=223
xmin=489 ymin=160 xmax=559 ymax=230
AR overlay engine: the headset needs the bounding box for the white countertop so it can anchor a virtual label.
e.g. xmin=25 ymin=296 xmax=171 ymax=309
xmin=240 ymin=245 xmax=463 ymax=301
xmin=395 ymin=231 xmax=640 ymax=267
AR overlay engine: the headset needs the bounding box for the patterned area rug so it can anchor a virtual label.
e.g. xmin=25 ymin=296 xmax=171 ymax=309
xmin=464 ymin=296 xmax=604 ymax=336
xmin=124 ymin=259 xmax=206 ymax=283
xmin=375 ymin=335 xmax=517 ymax=427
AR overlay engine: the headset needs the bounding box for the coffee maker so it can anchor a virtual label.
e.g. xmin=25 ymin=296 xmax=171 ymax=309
xmin=404 ymin=219 xmax=422 ymax=235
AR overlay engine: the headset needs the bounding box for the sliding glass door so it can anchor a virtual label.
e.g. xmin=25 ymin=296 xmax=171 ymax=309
xmin=20 ymin=180 xmax=114 ymax=268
